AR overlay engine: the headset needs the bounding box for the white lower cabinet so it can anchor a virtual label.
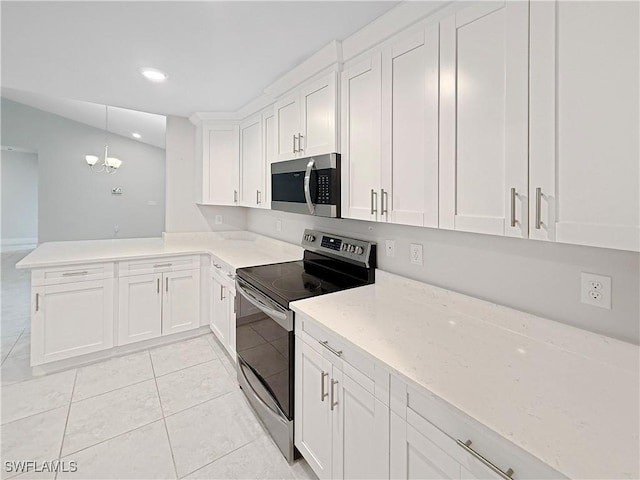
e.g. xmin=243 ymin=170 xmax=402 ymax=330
xmin=118 ymin=262 xmax=200 ymax=346
xmin=32 ymin=274 xmax=114 ymax=366
xmin=210 ymin=270 xmax=236 ymax=359
xmin=295 ymin=326 xmax=389 ymax=480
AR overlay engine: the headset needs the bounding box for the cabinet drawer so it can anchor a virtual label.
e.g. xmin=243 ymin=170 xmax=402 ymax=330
xmin=298 ymin=314 xmax=376 ymax=383
xmin=401 ymin=383 xmax=564 ymax=480
xmin=210 ymin=263 xmax=235 ymax=292
xmin=32 ymin=263 xmax=114 ymax=286
xmin=119 ymin=255 xmax=199 ymax=277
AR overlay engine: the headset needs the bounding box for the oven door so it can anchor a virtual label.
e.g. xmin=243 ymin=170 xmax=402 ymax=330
xmin=271 ymin=153 xmax=340 ymax=217
xmin=235 ymin=278 xmax=293 ymax=420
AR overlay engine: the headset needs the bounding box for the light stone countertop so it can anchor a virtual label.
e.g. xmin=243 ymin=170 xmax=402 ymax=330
xmin=290 ymin=270 xmax=640 ymax=480
xmin=16 ymin=231 xmax=303 ymax=270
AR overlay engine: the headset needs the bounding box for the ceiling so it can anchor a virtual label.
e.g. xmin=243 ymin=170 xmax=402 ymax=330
xmin=1 ymin=1 xmax=398 ymax=118
xmin=2 ymin=87 xmax=167 ymax=149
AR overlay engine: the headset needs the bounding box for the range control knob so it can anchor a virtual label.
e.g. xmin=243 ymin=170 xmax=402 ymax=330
xmin=355 ymin=246 xmax=364 ymax=255
xmin=308 ymin=235 xmax=315 ymax=242
xmin=349 ymin=245 xmax=356 ymax=253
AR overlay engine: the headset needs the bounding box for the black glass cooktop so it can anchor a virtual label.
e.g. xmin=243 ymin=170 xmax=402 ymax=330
xmin=237 ymin=255 xmax=371 ymax=308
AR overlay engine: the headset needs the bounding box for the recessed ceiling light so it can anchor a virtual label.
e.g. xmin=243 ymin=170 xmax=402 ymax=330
xmin=132 ymin=133 xmax=142 ymax=139
xmin=140 ymin=68 xmax=167 ymax=82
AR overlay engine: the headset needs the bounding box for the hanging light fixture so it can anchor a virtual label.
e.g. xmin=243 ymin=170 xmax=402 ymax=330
xmin=85 ymin=105 xmax=122 ymax=174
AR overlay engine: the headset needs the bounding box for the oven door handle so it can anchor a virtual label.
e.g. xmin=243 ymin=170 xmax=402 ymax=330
xmin=304 ymin=157 xmax=316 ymax=215
xmin=236 ymin=278 xmax=288 ymax=322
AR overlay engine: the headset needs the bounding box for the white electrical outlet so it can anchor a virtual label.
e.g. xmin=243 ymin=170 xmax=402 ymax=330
xmin=385 ymin=240 xmax=395 ymax=258
xmin=580 ymin=272 xmax=611 ymax=309
xmin=410 ymin=243 xmax=423 ymax=266
xmin=276 ymin=220 xmax=282 ymax=232
xmin=215 ymin=215 xmax=223 ymax=225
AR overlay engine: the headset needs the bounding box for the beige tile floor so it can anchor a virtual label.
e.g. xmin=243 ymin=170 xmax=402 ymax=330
xmin=1 ymin=249 xmax=316 ymax=480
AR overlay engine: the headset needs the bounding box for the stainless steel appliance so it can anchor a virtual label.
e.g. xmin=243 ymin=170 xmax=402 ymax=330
xmin=234 ymin=229 xmax=376 ymax=463
xmin=271 ymin=153 xmax=341 ymax=217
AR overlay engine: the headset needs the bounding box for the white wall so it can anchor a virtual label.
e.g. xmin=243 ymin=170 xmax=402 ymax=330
xmin=1 ymin=150 xmax=38 ymax=246
xmin=165 ymin=115 xmax=247 ymax=233
xmin=1 ymin=98 xmax=166 ymax=242
xmin=246 ymin=208 xmax=640 ymax=345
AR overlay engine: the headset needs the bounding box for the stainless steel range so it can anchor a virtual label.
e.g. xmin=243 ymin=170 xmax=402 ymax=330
xmin=234 ymin=229 xmax=376 ymax=462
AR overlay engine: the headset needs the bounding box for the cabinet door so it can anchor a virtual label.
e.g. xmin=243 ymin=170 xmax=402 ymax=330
xmin=529 ymin=1 xmax=639 ymax=251
xmin=275 ymin=93 xmax=300 ymax=162
xmin=31 ymin=280 xmax=114 ymax=366
xmin=118 ymin=274 xmax=162 ymax=345
xmin=300 ymin=72 xmax=338 ymax=157
xmin=440 ymin=2 xmax=529 ymax=237
xmin=332 ymin=369 xmax=389 ymax=480
xmin=162 ymin=269 xmax=200 ymax=335
xmin=381 ymin=27 xmax=439 ymax=228
xmin=206 ymin=124 xmax=240 ymax=205
xmin=263 ymin=110 xmax=276 ymax=208
xmin=239 ymin=115 xmax=264 ymax=207
xmin=295 ymin=336 xmax=333 ymax=479
xmin=341 ymin=54 xmax=382 ymax=222
xmin=210 ymin=275 xmax=228 ymax=347
xmin=390 ymin=412 xmax=461 ymax=480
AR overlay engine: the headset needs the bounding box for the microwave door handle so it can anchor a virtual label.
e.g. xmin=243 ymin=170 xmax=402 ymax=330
xmin=304 ymin=158 xmax=316 ymax=215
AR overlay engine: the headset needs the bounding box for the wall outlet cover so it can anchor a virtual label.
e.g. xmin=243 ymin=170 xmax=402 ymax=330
xmin=580 ymin=272 xmax=612 ymax=310
xmin=215 ymin=215 xmax=223 ymax=225
xmin=410 ymin=243 xmax=423 ymax=266
xmin=385 ymin=240 xmax=395 ymax=258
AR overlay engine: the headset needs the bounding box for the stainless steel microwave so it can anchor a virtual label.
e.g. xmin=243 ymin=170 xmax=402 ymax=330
xmin=271 ymin=153 xmax=340 ymax=218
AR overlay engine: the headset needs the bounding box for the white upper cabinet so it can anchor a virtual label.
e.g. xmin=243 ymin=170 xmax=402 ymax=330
xmin=381 ymin=26 xmax=439 ymax=228
xmin=199 ymin=123 xmax=239 ymax=205
xmin=341 ymin=54 xmax=382 ymax=222
xmin=239 ymin=114 xmax=264 ymax=208
xmin=529 ymin=0 xmax=640 ymax=251
xmin=275 ymin=72 xmax=338 ymax=162
xmin=439 ymin=1 xmax=529 ymax=238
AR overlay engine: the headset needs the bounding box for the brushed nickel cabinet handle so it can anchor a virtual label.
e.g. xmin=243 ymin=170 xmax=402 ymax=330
xmin=153 ymin=263 xmax=172 ymax=268
xmin=535 ymin=187 xmax=542 ymax=229
xmin=256 ymin=190 xmax=261 ymax=205
xmin=157 ymin=278 xmax=160 ymax=294
xmin=510 ymin=188 xmax=517 ymax=227
xmin=293 ymin=134 xmax=297 ymax=153
xmin=298 ymin=133 xmax=304 ymax=152
xmin=62 ymin=271 xmax=88 ymax=277
xmin=370 ymin=189 xmax=378 ymax=215
xmin=381 ymin=188 xmax=388 ymax=216
xmin=457 ymin=439 xmax=514 ymax=479
xmin=319 ymin=340 xmax=342 ymax=357
xmin=165 ymin=277 xmax=169 ymax=293
xmin=320 ymin=371 xmax=328 ymax=402
xmin=330 ymin=379 xmax=338 ymax=411
xmin=35 ymin=293 xmax=40 ymax=312
xmin=220 ymin=285 xmax=225 ymax=301
xmin=233 ymin=190 xmax=238 ymax=203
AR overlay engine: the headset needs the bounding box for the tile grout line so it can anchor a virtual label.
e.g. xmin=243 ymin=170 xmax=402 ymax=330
xmin=55 ymin=369 xmax=78 ymax=480
xmin=1 ymin=328 xmax=26 ymax=366
xmin=162 ymin=386 xmax=240 ymax=420
xmin=149 ymin=350 xmax=180 ymax=480
xmin=178 ymin=438 xmax=257 ymax=479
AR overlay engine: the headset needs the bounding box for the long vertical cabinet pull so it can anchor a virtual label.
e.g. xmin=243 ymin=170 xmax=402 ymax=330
xmin=370 ymin=189 xmax=378 ymax=215
xmin=535 ymin=187 xmax=542 ymax=229
xmin=298 ymin=134 xmax=304 ymax=152
xmin=157 ymin=278 xmax=160 ymax=294
xmin=510 ymin=188 xmax=517 ymax=227
xmin=320 ymin=371 xmax=329 ymax=402
xmin=220 ymin=285 xmax=225 ymax=301
xmin=381 ymin=189 xmax=388 ymax=217
xmin=165 ymin=277 xmax=169 ymax=293
xmin=233 ymin=190 xmax=238 ymax=204
xmin=330 ymin=379 xmax=338 ymax=411
xmin=35 ymin=293 xmax=40 ymax=312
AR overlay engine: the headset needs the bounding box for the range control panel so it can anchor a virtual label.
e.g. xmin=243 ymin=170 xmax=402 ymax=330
xmin=301 ymin=229 xmax=375 ymax=267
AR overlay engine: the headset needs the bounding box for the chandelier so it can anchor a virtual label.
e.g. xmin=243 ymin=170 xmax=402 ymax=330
xmin=85 ymin=105 xmax=122 ymax=174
